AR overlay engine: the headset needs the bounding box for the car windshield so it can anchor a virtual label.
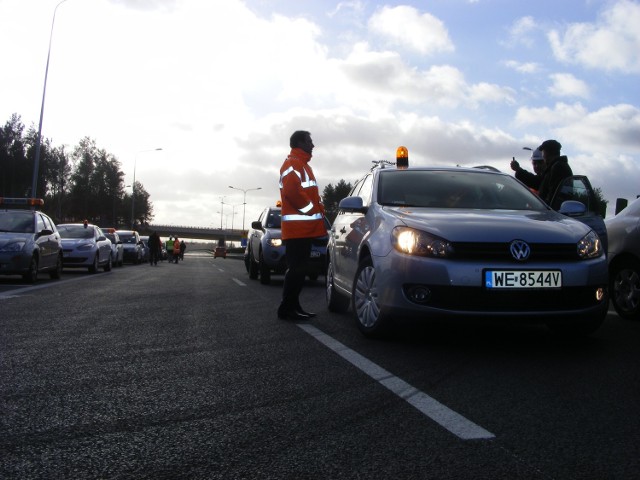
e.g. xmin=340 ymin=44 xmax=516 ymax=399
xmin=265 ymin=211 xmax=281 ymax=228
xmin=58 ymin=224 xmax=94 ymax=239
xmin=0 ymin=211 xmax=34 ymax=233
xmin=119 ymin=234 xmax=137 ymax=243
xmin=377 ymin=170 xmax=547 ymax=211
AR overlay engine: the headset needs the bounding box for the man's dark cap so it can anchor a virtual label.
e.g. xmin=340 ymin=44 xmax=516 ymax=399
xmin=538 ymin=139 xmax=562 ymax=153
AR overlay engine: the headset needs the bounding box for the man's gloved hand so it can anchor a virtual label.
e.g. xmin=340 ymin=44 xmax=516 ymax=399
xmin=510 ymin=158 xmax=520 ymax=172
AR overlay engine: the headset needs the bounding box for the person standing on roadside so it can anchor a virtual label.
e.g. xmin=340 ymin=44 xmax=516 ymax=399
xmin=180 ymin=240 xmax=186 ymax=260
xmin=173 ymin=236 xmax=181 ymax=263
xmin=510 ymin=148 xmax=545 ymax=193
xmin=277 ymin=130 xmax=326 ymax=321
xmin=537 ymin=139 xmax=573 ymax=206
xmin=148 ymin=231 xmax=162 ymax=266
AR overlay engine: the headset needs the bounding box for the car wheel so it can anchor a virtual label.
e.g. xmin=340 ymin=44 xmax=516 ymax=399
xmin=103 ymin=255 xmax=112 ymax=272
xmin=49 ymin=253 xmax=62 ymax=280
xmin=610 ymin=258 xmax=640 ymax=320
xmin=326 ymin=257 xmax=350 ymax=312
xmin=352 ymin=256 xmax=388 ymax=337
xmin=248 ymin=249 xmax=259 ymax=279
xmin=259 ymin=251 xmax=271 ymax=285
xmin=22 ymin=255 xmax=38 ymax=283
xmin=89 ymin=254 xmax=99 ymax=273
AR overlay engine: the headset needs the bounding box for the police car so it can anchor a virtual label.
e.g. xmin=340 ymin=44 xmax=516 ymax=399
xmin=0 ymin=198 xmax=63 ymax=282
xmin=326 ymin=148 xmax=608 ymax=337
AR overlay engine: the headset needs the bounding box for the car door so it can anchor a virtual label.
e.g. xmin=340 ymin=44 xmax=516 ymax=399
xmin=36 ymin=213 xmax=56 ymax=269
xmin=250 ymin=209 xmax=267 ymax=262
xmin=96 ymin=227 xmax=111 ymax=263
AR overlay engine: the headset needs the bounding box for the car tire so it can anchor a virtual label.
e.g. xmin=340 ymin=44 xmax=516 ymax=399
xmin=610 ymin=258 xmax=640 ymax=320
xmin=259 ymin=251 xmax=271 ymax=285
xmin=89 ymin=254 xmax=99 ymax=273
xmin=352 ymin=256 xmax=388 ymax=337
xmin=49 ymin=253 xmax=62 ymax=280
xmin=22 ymin=255 xmax=38 ymax=283
xmin=103 ymin=255 xmax=112 ymax=272
xmin=326 ymin=257 xmax=350 ymax=312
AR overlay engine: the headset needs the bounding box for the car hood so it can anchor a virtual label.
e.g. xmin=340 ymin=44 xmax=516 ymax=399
xmin=386 ymin=207 xmax=591 ymax=243
xmin=60 ymin=238 xmax=94 ymax=246
xmin=0 ymin=232 xmax=32 ymax=245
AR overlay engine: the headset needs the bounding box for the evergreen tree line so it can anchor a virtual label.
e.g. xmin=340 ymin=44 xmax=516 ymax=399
xmin=0 ymin=113 xmax=153 ymax=227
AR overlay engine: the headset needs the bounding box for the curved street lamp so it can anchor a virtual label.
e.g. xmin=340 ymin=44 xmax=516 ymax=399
xmin=228 ymin=185 xmax=262 ymax=232
xmin=32 ymin=0 xmax=69 ymax=198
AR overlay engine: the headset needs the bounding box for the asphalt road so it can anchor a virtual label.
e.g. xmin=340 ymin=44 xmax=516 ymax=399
xmin=1 ymin=252 xmax=639 ymax=479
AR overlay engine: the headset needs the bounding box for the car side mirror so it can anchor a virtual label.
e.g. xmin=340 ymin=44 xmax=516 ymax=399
xmin=251 ymin=220 xmax=263 ymax=230
xmin=559 ymin=200 xmax=587 ymax=217
xmin=338 ymin=196 xmax=368 ymax=214
xmin=98 ymin=235 xmax=107 ymax=242
xmin=37 ymin=228 xmax=53 ymax=237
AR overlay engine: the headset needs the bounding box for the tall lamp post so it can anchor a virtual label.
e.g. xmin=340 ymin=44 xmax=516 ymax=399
xmin=32 ymin=0 xmax=69 ymax=198
xmin=131 ymin=148 xmax=162 ymax=229
xmin=219 ymin=196 xmax=226 ymax=229
xmin=228 ymin=185 xmax=262 ymax=232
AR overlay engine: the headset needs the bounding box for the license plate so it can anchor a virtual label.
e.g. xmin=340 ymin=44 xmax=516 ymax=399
xmin=485 ymin=270 xmax=561 ymax=289
xmin=310 ymin=250 xmax=321 ymax=258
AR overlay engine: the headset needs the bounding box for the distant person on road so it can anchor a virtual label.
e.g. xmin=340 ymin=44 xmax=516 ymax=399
xmin=166 ymin=236 xmax=174 ymax=262
xmin=277 ymin=130 xmax=326 ymax=321
xmin=536 ymin=139 xmax=573 ymax=206
xmin=180 ymin=240 xmax=186 ymax=260
xmin=173 ymin=237 xmax=181 ymax=263
xmin=510 ymin=148 xmax=545 ymax=193
xmin=148 ymin=231 xmax=162 ymax=266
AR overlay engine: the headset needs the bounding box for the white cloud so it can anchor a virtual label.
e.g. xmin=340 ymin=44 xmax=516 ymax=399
xmin=504 ymin=60 xmax=541 ymax=74
xmin=506 ymin=15 xmax=538 ymax=48
xmin=548 ymin=0 xmax=640 ymax=73
xmin=368 ymin=5 xmax=454 ymax=55
xmin=548 ymin=73 xmax=590 ymax=98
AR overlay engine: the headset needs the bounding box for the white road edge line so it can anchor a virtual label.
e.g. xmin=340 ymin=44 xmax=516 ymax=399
xmin=297 ymin=323 xmax=495 ymax=441
xmin=232 ymin=278 xmax=246 ymax=286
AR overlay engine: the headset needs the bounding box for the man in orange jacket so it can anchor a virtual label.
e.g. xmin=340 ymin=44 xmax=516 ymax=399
xmin=277 ymin=130 xmax=326 ymax=320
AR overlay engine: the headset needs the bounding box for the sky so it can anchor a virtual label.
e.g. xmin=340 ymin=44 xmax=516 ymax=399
xmin=1 ymin=0 xmax=639 ymax=229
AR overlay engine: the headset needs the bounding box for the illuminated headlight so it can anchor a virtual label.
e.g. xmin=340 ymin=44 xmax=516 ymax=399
xmin=577 ymin=231 xmax=602 ymax=259
xmin=0 ymin=241 xmax=26 ymax=252
xmin=392 ymin=227 xmax=452 ymax=258
xmin=77 ymin=243 xmax=95 ymax=251
xmin=268 ymin=238 xmax=283 ymax=247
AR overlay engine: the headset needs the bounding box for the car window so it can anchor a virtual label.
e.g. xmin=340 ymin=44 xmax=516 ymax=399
xmin=358 ymin=174 xmax=374 ymax=205
xmin=40 ymin=214 xmax=54 ymax=232
xmin=377 ymin=170 xmax=546 ymax=210
xmin=0 ymin=212 xmax=35 ymax=233
xmin=265 ymin=210 xmax=281 ymax=228
xmin=58 ymin=225 xmax=94 ymax=239
xmin=550 ymin=176 xmax=597 ymax=212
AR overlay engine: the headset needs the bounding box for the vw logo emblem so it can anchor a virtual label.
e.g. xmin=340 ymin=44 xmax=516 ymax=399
xmin=510 ymin=240 xmax=531 ymax=261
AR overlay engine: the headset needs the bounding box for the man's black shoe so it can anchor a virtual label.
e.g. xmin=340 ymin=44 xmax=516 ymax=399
xmin=296 ymin=308 xmax=316 ymax=318
xmin=278 ymin=309 xmax=310 ymax=321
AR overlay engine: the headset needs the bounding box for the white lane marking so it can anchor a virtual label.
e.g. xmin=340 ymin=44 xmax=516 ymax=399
xmin=297 ymin=324 xmax=495 ymax=441
xmin=232 ymin=278 xmax=246 ymax=286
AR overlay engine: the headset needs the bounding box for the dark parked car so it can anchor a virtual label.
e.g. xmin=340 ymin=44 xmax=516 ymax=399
xmin=116 ymin=230 xmax=143 ymax=264
xmin=606 ymin=197 xmax=640 ymax=320
xmin=327 ymin=163 xmax=608 ymax=337
xmin=0 ymin=198 xmax=63 ymax=282
xmin=244 ymin=205 xmax=329 ymax=285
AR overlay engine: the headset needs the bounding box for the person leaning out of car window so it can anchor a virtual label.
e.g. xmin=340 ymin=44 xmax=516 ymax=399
xmin=510 ymin=148 xmax=545 ymax=194
xmin=536 ymin=139 xmax=573 ymax=206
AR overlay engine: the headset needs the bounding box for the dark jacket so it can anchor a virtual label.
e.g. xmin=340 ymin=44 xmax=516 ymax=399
xmin=538 ymin=156 xmax=572 ymax=205
xmin=515 ymin=168 xmax=542 ymax=191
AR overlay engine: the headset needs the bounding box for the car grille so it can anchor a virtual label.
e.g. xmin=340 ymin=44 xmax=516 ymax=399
xmin=406 ymin=285 xmax=605 ymax=312
xmin=63 ymin=257 xmax=89 ymax=264
xmin=451 ymin=242 xmax=580 ymax=261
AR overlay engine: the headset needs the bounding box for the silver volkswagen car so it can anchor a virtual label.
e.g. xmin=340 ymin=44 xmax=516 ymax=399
xmin=326 ymin=164 xmax=608 ymax=337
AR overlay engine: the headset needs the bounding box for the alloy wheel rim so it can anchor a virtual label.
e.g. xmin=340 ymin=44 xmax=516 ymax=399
xmin=354 ymin=266 xmax=380 ymax=328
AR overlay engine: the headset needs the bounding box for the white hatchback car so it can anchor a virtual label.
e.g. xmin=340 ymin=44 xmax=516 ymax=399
xmin=58 ymin=223 xmax=112 ymax=273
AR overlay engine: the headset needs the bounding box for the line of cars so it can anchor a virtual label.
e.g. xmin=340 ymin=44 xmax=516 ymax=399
xmin=242 ymin=158 xmax=639 ymax=338
xmin=0 ymin=197 xmax=150 ymax=283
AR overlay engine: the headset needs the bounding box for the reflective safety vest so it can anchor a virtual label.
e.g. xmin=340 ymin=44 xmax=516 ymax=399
xmin=279 ymin=148 xmax=326 ymax=240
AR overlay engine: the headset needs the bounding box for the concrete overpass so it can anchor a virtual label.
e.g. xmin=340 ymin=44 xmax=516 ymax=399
xmin=138 ymin=224 xmax=246 ymax=242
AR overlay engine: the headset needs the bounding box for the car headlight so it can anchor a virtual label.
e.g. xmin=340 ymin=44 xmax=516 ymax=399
xmin=392 ymin=227 xmax=452 ymax=258
xmin=0 ymin=241 xmax=26 ymax=252
xmin=77 ymin=243 xmax=95 ymax=251
xmin=577 ymin=230 xmax=602 ymax=259
xmin=268 ymin=238 xmax=283 ymax=247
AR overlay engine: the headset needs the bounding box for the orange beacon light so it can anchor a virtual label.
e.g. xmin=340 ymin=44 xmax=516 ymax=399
xmin=396 ymin=146 xmax=408 ymax=169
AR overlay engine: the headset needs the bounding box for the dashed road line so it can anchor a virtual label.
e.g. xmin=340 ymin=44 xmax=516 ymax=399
xmin=232 ymin=278 xmax=246 ymax=286
xmin=297 ymin=323 xmax=495 ymax=441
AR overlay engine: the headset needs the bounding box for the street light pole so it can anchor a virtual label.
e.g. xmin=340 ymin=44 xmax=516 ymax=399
xmin=219 ymin=196 xmax=226 ymax=229
xmin=32 ymin=0 xmax=69 ymax=198
xmin=228 ymin=185 xmax=262 ymax=232
xmin=131 ymin=148 xmax=162 ymax=229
